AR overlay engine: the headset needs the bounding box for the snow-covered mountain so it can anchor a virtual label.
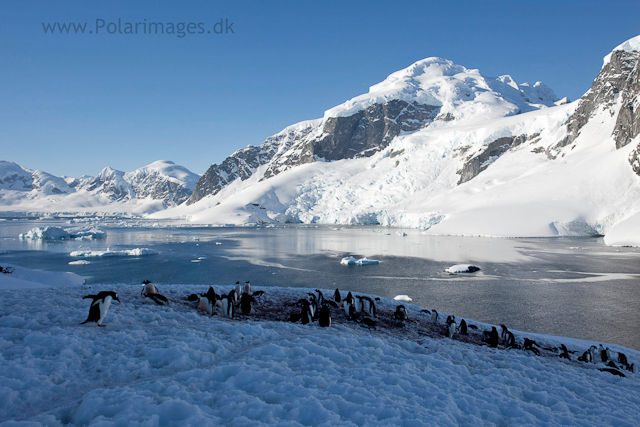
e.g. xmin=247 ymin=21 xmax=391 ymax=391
xmin=157 ymin=35 xmax=640 ymax=244
xmin=0 ymin=160 xmax=199 ymax=214
xmin=187 ymin=58 xmax=560 ymax=205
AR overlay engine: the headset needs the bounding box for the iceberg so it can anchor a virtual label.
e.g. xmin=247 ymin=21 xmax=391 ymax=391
xmin=70 ymin=248 xmax=159 ymax=257
xmin=445 ymin=264 xmax=481 ymax=274
xmin=19 ymin=226 xmax=106 ymax=240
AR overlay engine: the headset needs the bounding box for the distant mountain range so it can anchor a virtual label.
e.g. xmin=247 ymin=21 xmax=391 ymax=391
xmin=0 ymin=160 xmax=199 ymax=214
xmin=3 ymin=36 xmax=640 ymax=245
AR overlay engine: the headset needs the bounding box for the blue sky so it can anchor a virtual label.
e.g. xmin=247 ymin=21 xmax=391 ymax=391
xmin=1 ymin=0 xmax=639 ymax=177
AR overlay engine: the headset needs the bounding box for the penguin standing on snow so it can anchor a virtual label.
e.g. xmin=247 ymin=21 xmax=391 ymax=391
xmin=445 ymin=315 xmax=456 ymax=338
xmin=198 ymin=286 xmax=218 ymax=315
xmin=457 ymin=319 xmax=468 ymax=335
xmin=334 ymin=289 xmax=341 ymax=303
xmin=394 ymin=305 xmax=409 ymax=321
xmin=218 ymin=293 xmax=235 ymax=318
xmin=318 ymin=304 xmax=331 ymax=327
xmin=362 ymin=296 xmax=376 ymax=317
xmin=482 ymin=327 xmax=499 ymax=347
xmin=431 ymin=309 xmax=439 ymax=323
xmin=314 ymin=290 xmax=324 ymax=307
xmin=239 ymin=292 xmax=255 ymax=315
xmin=81 ymin=291 xmax=120 ymax=326
xmin=235 ymin=282 xmax=242 ymax=300
xmin=243 ymin=281 xmax=251 ymax=295
xmin=300 ymin=299 xmax=314 ymax=324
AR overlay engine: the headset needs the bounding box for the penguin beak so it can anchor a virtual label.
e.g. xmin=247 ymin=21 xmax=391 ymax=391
xmin=115 ymin=297 xmax=121 ymax=302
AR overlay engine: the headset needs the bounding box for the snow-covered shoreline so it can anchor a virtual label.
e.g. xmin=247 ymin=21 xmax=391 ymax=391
xmin=1 ymin=266 xmax=639 ymax=425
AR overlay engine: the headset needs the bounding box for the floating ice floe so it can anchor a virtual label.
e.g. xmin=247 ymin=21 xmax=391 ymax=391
xmin=70 ymin=248 xmax=159 ymax=257
xmin=68 ymin=260 xmax=90 ymax=265
xmin=341 ymin=256 xmax=380 ymax=265
xmin=394 ymin=295 xmax=412 ymax=302
xmin=445 ymin=264 xmax=481 ymax=274
xmin=19 ymin=226 xmax=106 ymax=240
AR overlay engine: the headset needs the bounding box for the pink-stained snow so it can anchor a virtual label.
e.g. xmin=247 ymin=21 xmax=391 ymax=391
xmin=0 ymin=266 xmax=639 ymax=425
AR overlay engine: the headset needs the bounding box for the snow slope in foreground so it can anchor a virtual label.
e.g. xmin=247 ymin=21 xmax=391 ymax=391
xmin=1 ymin=281 xmax=638 ymax=426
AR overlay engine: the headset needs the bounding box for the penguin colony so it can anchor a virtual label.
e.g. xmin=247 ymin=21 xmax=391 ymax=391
xmin=80 ymin=282 xmax=638 ymax=379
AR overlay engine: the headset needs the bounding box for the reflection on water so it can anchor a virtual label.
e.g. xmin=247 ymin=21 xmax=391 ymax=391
xmin=1 ymin=219 xmax=640 ymax=350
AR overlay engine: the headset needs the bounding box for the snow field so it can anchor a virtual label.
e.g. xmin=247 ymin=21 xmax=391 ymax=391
xmin=1 ymin=283 xmax=639 ymax=426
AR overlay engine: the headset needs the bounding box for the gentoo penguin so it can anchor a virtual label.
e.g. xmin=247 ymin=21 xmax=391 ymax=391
xmin=334 ymin=289 xmax=341 ymax=303
xmin=458 ymin=319 xmax=468 ymax=335
xmin=243 ymin=281 xmax=251 ymax=296
xmin=558 ymin=344 xmax=571 ymax=360
xmin=252 ymin=290 xmax=265 ymax=297
xmin=81 ymin=291 xmax=120 ymax=326
xmin=145 ymin=293 xmax=168 ymax=305
xmin=314 ymin=290 xmax=324 ymax=307
xmin=394 ymin=305 xmax=408 ymax=321
xmin=599 ymin=345 xmax=612 ymax=363
xmin=500 ymin=325 xmax=509 ymax=341
xmin=218 ymin=294 xmax=235 ymax=318
xmin=523 ymin=338 xmax=541 ymax=356
xmin=505 ymin=331 xmax=518 ymax=349
xmin=482 ymin=327 xmax=499 ymax=348
xmin=228 ymin=288 xmax=238 ymax=306
xmin=362 ymin=296 xmax=376 ymax=317
xmin=318 ymin=304 xmax=331 ymax=327
xmin=599 ymin=367 xmax=626 ymax=377
xmin=578 ymin=349 xmax=593 ymax=363
xmin=618 ymin=352 xmax=628 ymax=366
xmin=300 ymin=299 xmax=313 ymax=324
xmin=239 ymin=292 xmax=255 ymax=315
xmin=445 ymin=315 xmax=456 ymax=338
xmin=140 ymin=280 xmax=157 ymax=295
xmin=431 ymin=309 xmax=439 ymax=323
xmin=353 ymin=295 xmax=363 ymax=313
xmin=307 ymin=294 xmax=317 ymax=319
xmin=198 ymin=286 xmax=218 ymax=315
xmin=235 ymin=282 xmax=242 ymax=300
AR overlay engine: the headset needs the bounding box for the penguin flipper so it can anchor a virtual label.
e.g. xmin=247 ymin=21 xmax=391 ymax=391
xmin=83 ymin=294 xmax=97 ymax=300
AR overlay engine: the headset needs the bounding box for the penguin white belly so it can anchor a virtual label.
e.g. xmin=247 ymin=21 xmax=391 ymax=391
xmin=98 ymin=296 xmax=112 ymax=325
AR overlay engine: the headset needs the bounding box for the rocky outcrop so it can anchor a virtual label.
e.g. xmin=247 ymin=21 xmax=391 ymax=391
xmin=457 ymin=134 xmax=538 ymax=184
xmin=187 ymin=100 xmax=439 ymax=204
xmin=187 ymin=121 xmax=321 ymax=204
xmin=551 ymin=49 xmax=640 ymax=155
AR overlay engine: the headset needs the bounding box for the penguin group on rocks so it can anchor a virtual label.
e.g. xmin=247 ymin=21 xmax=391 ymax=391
xmin=79 ymin=282 xmax=637 ymax=380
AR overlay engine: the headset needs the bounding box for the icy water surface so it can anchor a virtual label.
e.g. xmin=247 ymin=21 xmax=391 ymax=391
xmin=1 ymin=218 xmax=640 ymax=350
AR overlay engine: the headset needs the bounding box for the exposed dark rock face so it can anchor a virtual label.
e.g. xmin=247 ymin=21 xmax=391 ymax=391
xmin=613 ymin=53 xmax=640 ymax=150
xmin=187 ymin=100 xmax=439 ymax=204
xmin=187 ymin=121 xmax=320 ymax=205
xmin=550 ymin=49 xmax=640 ymax=156
xmin=457 ymin=134 xmax=538 ymax=184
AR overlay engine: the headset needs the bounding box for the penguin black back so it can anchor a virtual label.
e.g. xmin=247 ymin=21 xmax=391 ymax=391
xmin=239 ymin=293 xmax=255 ymax=315
xmin=318 ymin=304 xmax=331 ymax=327
xmin=458 ymin=319 xmax=468 ymax=335
xmin=334 ymin=289 xmax=341 ymax=303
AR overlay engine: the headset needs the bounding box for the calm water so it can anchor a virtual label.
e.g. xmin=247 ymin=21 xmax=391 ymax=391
xmin=1 ymin=218 xmax=640 ymax=350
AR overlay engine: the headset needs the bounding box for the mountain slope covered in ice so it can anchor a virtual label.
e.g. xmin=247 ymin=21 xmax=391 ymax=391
xmin=0 ymin=160 xmax=199 ymax=214
xmin=159 ymin=36 xmax=640 ymax=244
